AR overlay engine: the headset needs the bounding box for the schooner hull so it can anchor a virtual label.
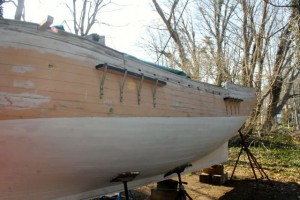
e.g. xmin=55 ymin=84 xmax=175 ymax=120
xmin=0 ymin=18 xmax=257 ymax=199
xmin=0 ymin=116 xmax=246 ymax=200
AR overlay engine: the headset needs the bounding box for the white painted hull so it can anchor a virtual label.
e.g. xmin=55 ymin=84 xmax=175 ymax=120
xmin=0 ymin=116 xmax=246 ymax=200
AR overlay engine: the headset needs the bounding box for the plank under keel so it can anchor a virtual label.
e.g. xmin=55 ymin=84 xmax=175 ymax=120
xmin=55 ymin=143 xmax=228 ymax=200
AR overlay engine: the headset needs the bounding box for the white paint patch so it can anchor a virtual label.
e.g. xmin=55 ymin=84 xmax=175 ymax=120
xmin=11 ymin=65 xmax=34 ymax=73
xmin=13 ymin=80 xmax=35 ymax=89
xmin=0 ymin=92 xmax=50 ymax=109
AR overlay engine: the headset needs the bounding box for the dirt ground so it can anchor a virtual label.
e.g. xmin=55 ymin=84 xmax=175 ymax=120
xmin=131 ymin=165 xmax=300 ymax=200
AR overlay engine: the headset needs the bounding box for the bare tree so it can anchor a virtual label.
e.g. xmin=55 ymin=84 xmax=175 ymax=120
xmin=238 ymin=0 xmax=281 ymax=134
xmin=152 ymin=0 xmax=193 ymax=76
xmin=139 ymin=23 xmax=180 ymax=69
xmin=66 ymin=0 xmax=112 ymax=36
xmin=14 ymin=0 xmax=24 ymax=20
xmin=292 ymin=80 xmax=300 ymax=130
xmin=149 ymin=0 xmax=238 ymax=83
xmin=260 ymin=0 xmax=300 ymax=131
xmin=0 ymin=0 xmax=3 ymax=18
xmin=196 ymin=0 xmax=238 ymax=85
xmin=141 ymin=0 xmax=300 ymax=133
xmin=1 ymin=0 xmax=25 ymax=20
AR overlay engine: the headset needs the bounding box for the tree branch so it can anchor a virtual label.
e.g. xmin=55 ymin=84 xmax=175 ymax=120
xmin=263 ymin=0 xmax=297 ymax=8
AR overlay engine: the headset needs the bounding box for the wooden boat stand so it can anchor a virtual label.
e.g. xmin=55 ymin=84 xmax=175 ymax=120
xmin=230 ymin=130 xmax=272 ymax=186
xmin=164 ymin=163 xmax=193 ymax=200
xmin=110 ymin=171 xmax=139 ymax=200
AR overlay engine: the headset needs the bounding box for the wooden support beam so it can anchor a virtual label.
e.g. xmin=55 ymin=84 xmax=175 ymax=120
xmin=98 ymin=63 xmax=108 ymax=99
xmin=120 ymin=69 xmax=128 ymax=102
xmin=39 ymin=15 xmax=54 ymax=31
xmin=137 ymin=74 xmax=144 ymax=104
xmin=153 ymin=78 xmax=159 ymax=108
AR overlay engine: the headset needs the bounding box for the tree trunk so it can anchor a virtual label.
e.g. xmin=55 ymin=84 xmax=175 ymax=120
xmin=14 ymin=0 xmax=25 ymax=20
xmin=293 ymin=83 xmax=300 ymax=130
xmin=0 ymin=0 xmax=3 ymax=18
xmin=263 ymin=77 xmax=284 ymax=130
xmin=262 ymin=26 xmax=292 ymax=131
xmin=152 ymin=0 xmax=191 ymax=73
xmin=295 ymin=104 xmax=300 ymax=130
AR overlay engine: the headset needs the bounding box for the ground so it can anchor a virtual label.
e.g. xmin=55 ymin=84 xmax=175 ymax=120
xmin=132 ymin=165 xmax=300 ymax=200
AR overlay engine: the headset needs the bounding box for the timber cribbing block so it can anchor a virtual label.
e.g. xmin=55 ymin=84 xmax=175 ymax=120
xmin=199 ymin=164 xmax=228 ymax=185
xmin=211 ymin=173 xmax=228 ymax=185
xmin=202 ymin=164 xmax=224 ymax=174
xmin=151 ymin=179 xmax=178 ymax=200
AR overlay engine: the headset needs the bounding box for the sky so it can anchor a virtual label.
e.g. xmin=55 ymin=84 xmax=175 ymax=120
xmin=3 ymin=0 xmax=158 ymax=61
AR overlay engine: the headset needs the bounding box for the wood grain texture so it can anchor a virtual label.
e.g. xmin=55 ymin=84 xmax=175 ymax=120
xmin=0 ymin=39 xmax=256 ymax=119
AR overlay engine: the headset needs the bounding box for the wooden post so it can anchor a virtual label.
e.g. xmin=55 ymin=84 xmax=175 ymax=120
xmin=39 ymin=15 xmax=54 ymax=31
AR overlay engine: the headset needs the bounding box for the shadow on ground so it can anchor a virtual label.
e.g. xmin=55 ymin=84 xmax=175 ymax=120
xmin=97 ymin=177 xmax=300 ymax=200
xmin=219 ymin=179 xmax=300 ymax=200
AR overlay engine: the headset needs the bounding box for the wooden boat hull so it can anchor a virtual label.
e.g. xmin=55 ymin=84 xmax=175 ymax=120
xmin=0 ymin=116 xmax=245 ymax=200
xmin=0 ymin=18 xmax=257 ymax=199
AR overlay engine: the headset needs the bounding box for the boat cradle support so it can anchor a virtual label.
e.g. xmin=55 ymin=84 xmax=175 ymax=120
xmin=110 ymin=171 xmax=140 ymax=200
xmin=164 ymin=163 xmax=193 ymax=200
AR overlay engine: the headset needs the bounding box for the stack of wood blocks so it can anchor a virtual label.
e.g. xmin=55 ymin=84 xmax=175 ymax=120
xmin=151 ymin=180 xmax=179 ymax=200
xmin=199 ymin=165 xmax=228 ymax=185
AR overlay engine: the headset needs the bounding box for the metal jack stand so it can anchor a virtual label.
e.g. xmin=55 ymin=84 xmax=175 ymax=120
xmin=230 ymin=130 xmax=272 ymax=186
xmin=164 ymin=163 xmax=193 ymax=200
xmin=111 ymin=171 xmax=139 ymax=200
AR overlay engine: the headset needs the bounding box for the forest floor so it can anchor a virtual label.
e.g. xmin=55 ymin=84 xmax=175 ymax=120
xmin=101 ymin=130 xmax=300 ymax=200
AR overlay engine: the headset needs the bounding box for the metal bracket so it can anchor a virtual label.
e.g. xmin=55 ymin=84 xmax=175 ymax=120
xmin=99 ymin=63 xmax=108 ymax=99
xmin=137 ymin=74 xmax=144 ymax=104
xmin=153 ymin=78 xmax=159 ymax=108
xmin=120 ymin=69 xmax=128 ymax=102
